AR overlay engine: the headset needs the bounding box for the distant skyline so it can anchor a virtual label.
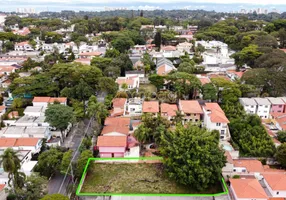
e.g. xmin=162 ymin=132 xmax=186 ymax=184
xmin=0 ymin=0 xmax=286 ymax=13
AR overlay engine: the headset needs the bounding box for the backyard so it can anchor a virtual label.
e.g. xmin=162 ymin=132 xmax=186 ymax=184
xmin=139 ymin=84 xmax=157 ymax=93
xmin=80 ymin=162 xmax=223 ymax=194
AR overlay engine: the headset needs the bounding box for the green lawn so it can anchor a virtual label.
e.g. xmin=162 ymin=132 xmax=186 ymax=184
xmin=139 ymin=84 xmax=157 ymax=93
xmin=81 ymin=163 xmax=223 ymax=194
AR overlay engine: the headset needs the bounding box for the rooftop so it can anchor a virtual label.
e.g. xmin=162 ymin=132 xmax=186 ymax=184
xmin=112 ymin=98 xmax=127 ymax=108
xmin=233 ymin=159 xmax=264 ymax=172
xmin=161 ymin=103 xmax=178 ymax=117
xmin=0 ymin=138 xmax=40 ymax=147
xmin=253 ymin=98 xmax=271 ymax=105
xmin=263 ymin=173 xmax=286 ymax=191
xmin=104 ymin=117 xmax=130 ymax=127
xmin=143 ymin=101 xmax=159 ymax=113
xmin=204 ymin=103 xmax=229 ymax=123
xmin=101 ymin=125 xmax=130 ymax=135
xmin=229 ymin=178 xmax=268 ymax=199
xmin=239 ymin=98 xmax=257 ymax=106
xmin=179 ymin=100 xmax=203 ymax=114
xmin=267 ymin=97 xmax=285 ymax=105
xmin=97 ymin=136 xmax=127 ymax=147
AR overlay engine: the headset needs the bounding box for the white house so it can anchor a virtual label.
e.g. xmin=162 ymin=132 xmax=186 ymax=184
xmin=263 ymin=174 xmax=286 ymax=198
xmin=156 ymin=58 xmax=176 ymax=76
xmin=176 ymin=42 xmax=193 ymax=54
xmin=14 ymin=41 xmax=34 ymax=51
xmin=239 ymin=98 xmax=258 ymax=115
xmin=124 ymin=98 xmax=143 ymax=116
xmin=229 ymin=178 xmax=268 ymax=200
xmin=203 ymin=103 xmax=230 ymax=140
xmin=0 ymin=138 xmax=42 ymax=154
xmin=254 ymin=98 xmax=271 ymax=119
xmin=1 ymin=126 xmax=51 ymax=140
xmin=24 ymin=106 xmax=45 ymax=117
xmin=115 ymin=76 xmax=140 ymax=91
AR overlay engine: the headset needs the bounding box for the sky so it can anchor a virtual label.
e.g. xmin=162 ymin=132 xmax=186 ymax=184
xmin=1 ymin=0 xmax=286 ymax=12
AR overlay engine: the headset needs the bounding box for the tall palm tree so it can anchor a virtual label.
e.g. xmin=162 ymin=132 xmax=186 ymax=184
xmin=0 ymin=148 xmax=25 ymax=189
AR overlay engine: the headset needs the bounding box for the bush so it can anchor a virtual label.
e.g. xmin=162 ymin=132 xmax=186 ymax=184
xmin=232 ymin=175 xmax=240 ymax=179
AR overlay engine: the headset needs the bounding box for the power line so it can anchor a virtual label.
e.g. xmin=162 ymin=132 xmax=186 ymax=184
xmin=58 ymin=117 xmax=93 ymax=194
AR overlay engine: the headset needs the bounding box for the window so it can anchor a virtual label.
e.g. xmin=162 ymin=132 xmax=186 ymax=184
xmin=265 ymin=105 xmax=268 ymax=108
xmin=194 ymin=114 xmax=196 ymax=116
xmin=221 ymin=130 xmax=225 ymax=134
xmin=186 ymin=114 xmax=191 ymax=117
xmin=277 ymin=192 xmax=279 ymax=195
xmin=251 ymin=106 xmax=254 ymax=108
xmin=242 ymin=169 xmax=246 ymax=172
xmin=233 ymin=169 xmax=236 ymax=172
xmin=195 ymin=119 xmax=198 ymax=122
xmin=279 ymin=105 xmax=282 ymax=108
xmin=216 ymin=123 xmax=221 ymax=126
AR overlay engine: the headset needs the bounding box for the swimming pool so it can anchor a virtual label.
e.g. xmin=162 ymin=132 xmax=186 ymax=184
xmin=223 ymin=144 xmax=234 ymax=151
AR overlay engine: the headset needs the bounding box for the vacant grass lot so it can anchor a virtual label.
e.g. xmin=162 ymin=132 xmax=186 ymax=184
xmin=139 ymin=84 xmax=157 ymax=93
xmin=81 ymin=163 xmax=223 ymax=194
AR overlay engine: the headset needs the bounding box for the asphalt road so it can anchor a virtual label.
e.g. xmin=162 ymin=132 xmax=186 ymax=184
xmin=48 ymin=120 xmax=88 ymax=195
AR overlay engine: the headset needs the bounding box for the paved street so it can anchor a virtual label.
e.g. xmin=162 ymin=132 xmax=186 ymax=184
xmin=48 ymin=119 xmax=93 ymax=195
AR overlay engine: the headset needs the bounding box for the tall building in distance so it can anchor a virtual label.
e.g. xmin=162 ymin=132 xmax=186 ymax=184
xmin=238 ymin=8 xmax=280 ymax=14
xmin=16 ymin=8 xmax=36 ymax=14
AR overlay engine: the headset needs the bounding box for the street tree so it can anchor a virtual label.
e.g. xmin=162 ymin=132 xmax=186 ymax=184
xmin=275 ymin=143 xmax=286 ymax=167
xmin=76 ymin=150 xmax=93 ymax=179
xmin=45 ymin=104 xmax=75 ymax=141
xmin=277 ymin=131 xmax=286 ymax=143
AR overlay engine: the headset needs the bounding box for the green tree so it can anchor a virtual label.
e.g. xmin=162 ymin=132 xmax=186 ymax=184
xmin=60 ymin=150 xmax=73 ymax=174
xmin=98 ymin=77 xmax=118 ymax=95
xmin=160 ymin=124 xmax=226 ymax=191
xmin=12 ymin=98 xmax=23 ymax=109
xmin=76 ymin=150 xmax=93 ymax=179
xmin=34 ymin=148 xmax=63 ymax=178
xmin=105 ymin=48 xmax=120 ymax=58
xmin=111 ymin=36 xmax=134 ymax=53
xmin=231 ymin=45 xmax=263 ymax=68
xmin=202 ymin=83 xmax=217 ymax=102
xmin=90 ymin=57 xmax=112 ymax=71
xmin=15 ymin=173 xmax=48 ymax=200
xmin=0 ymin=148 xmax=25 ymax=190
xmin=149 ymin=74 xmax=164 ymax=90
xmin=154 ymin=31 xmax=162 ymax=49
xmin=177 ymin=62 xmax=196 ymax=74
xmin=277 ymin=131 xmax=286 ymax=143
xmin=45 ymin=104 xmax=75 ymax=141
xmin=41 ymin=194 xmax=69 ymax=200
xmin=275 ymin=143 xmax=286 ymax=167
xmin=93 ymin=102 xmax=109 ymax=124
xmin=121 ymin=83 xmax=128 ymax=91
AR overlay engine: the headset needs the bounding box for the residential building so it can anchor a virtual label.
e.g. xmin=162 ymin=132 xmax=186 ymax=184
xmin=178 ymin=100 xmax=203 ymax=124
xmin=96 ymin=136 xmax=127 ymax=158
xmin=267 ymin=97 xmax=285 ymax=113
xmin=115 ymin=76 xmax=140 ymax=91
xmin=130 ymin=45 xmax=147 ymax=55
xmin=254 ymin=98 xmax=271 ymax=119
xmin=0 ymin=138 xmax=42 ymax=154
xmin=78 ymin=52 xmax=102 ymax=59
xmin=23 ymin=106 xmax=45 ymax=117
xmin=203 ymin=103 xmax=230 ymax=140
xmin=13 ymin=27 xmax=30 ymax=36
xmin=270 ymin=113 xmax=286 ymax=131
xmin=1 ymin=126 xmax=51 ymax=140
xmin=32 ymin=97 xmax=67 ymax=107
xmin=263 ymin=174 xmax=286 ymax=197
xmin=156 ymin=58 xmax=176 ymax=76
xmin=101 ymin=117 xmax=131 ymax=136
xmin=160 ymin=46 xmax=181 ymax=58
xmin=239 ymin=98 xmax=257 ymax=115
xmin=0 ymin=106 xmax=6 ymax=118
xmin=124 ymin=98 xmax=143 ymax=116
xmin=142 ymin=101 xmax=159 ymax=116
xmin=0 ymin=66 xmax=17 ymax=75
xmin=111 ymin=98 xmax=127 ymax=117
xmin=176 ymin=42 xmax=193 ymax=54
xmin=14 ymin=41 xmax=34 ymax=51
xmin=229 ymin=178 xmax=268 ymax=200
xmin=160 ymin=103 xmax=178 ymax=121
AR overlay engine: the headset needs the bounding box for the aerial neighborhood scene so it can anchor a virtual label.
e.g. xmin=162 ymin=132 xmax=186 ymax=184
xmin=1 ymin=0 xmax=286 ymax=199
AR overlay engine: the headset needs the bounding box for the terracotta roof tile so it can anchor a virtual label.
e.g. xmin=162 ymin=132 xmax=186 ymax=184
xmin=263 ymin=173 xmax=286 ymax=190
xmin=199 ymin=77 xmax=211 ymax=85
xmin=0 ymin=184 xmax=5 ymax=191
xmin=143 ymin=101 xmax=159 ymax=113
xmin=101 ymin=125 xmax=130 ymax=135
xmin=79 ymin=52 xmax=102 ymax=56
xmin=179 ymin=100 xmax=203 ymax=114
xmin=97 ymin=136 xmax=127 ymax=147
xmin=230 ymin=179 xmax=268 ymax=199
xmin=112 ymin=98 xmax=127 ymax=108
xmin=204 ymin=103 xmax=229 ymax=123
xmin=104 ymin=117 xmax=130 ymax=126
xmin=161 ymin=46 xmax=177 ymax=51
xmin=0 ymin=138 xmax=16 ymax=147
xmin=49 ymin=97 xmax=67 ymax=103
xmin=14 ymin=138 xmax=40 ymax=146
xmin=233 ymin=159 xmax=264 ymax=172
xmin=161 ymin=103 xmax=178 ymax=117
xmin=33 ymin=97 xmax=51 ymax=103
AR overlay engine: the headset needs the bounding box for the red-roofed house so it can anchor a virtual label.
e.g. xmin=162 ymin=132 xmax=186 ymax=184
xmin=13 ymin=27 xmax=31 ymax=36
xmin=111 ymin=98 xmax=127 ymax=117
xmin=230 ymin=179 xmax=268 ymax=200
xmin=178 ymin=100 xmax=203 ymax=124
xmin=74 ymin=58 xmax=91 ymax=65
xmin=263 ymin=174 xmax=286 ymax=197
xmin=102 ymin=117 xmax=131 ymax=136
xmin=32 ymin=97 xmax=67 ymax=107
xmin=161 ymin=103 xmax=178 ymax=121
xmin=78 ymin=52 xmax=102 ymax=59
xmin=14 ymin=41 xmax=34 ymax=51
xmin=0 ymin=138 xmax=42 ymax=153
xmin=142 ymin=101 xmax=159 ymax=116
xmin=203 ymin=103 xmax=230 ymax=140
xmin=97 ymin=136 xmax=127 ymax=158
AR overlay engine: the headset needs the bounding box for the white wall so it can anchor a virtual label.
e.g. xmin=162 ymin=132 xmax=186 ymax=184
xmin=256 ymin=104 xmax=271 ymax=119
